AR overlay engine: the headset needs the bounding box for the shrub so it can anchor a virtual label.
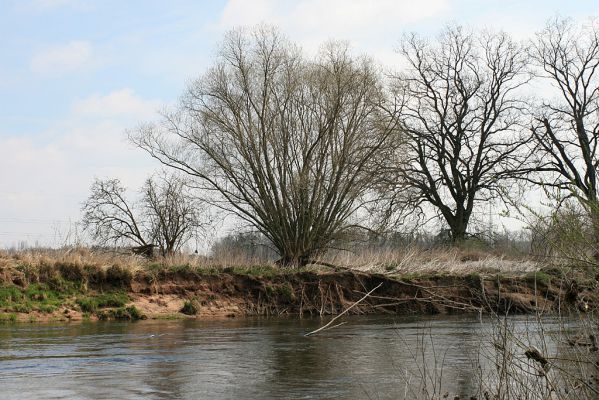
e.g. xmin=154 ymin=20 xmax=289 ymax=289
xmin=112 ymin=306 xmax=144 ymax=320
xmin=105 ymin=265 xmax=133 ymax=287
xmin=180 ymin=299 xmax=201 ymax=315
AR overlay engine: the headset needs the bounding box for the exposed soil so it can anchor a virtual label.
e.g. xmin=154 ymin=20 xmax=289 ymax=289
xmin=127 ymin=270 xmax=597 ymax=319
xmin=2 ymin=269 xmax=597 ymax=323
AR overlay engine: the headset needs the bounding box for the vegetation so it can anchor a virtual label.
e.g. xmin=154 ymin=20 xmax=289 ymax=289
xmin=98 ymin=306 xmax=144 ymax=321
xmin=82 ymin=173 xmax=207 ymax=258
xmin=388 ymin=26 xmax=530 ymax=242
xmin=59 ymin=18 xmax=598 ymax=273
xmin=528 ymin=18 xmax=599 ymax=213
xmin=131 ymin=27 xmax=401 ymax=267
xmin=76 ymin=292 xmax=129 ymax=313
xmin=180 ymin=298 xmax=201 ymax=315
xmin=6 ymin=15 xmax=599 ymax=400
xmin=400 ymin=307 xmax=599 ymax=399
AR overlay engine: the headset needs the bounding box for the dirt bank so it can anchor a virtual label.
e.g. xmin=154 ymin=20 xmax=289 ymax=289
xmin=128 ymin=269 xmax=596 ymax=318
xmin=1 ymin=265 xmax=596 ymax=322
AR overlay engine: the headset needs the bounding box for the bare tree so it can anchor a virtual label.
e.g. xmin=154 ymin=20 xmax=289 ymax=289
xmin=528 ymin=18 xmax=599 ymax=212
xmin=82 ymin=175 xmax=205 ymax=257
xmin=82 ymin=178 xmax=148 ymax=250
xmin=389 ymin=26 xmax=530 ymax=241
xmin=142 ymin=174 xmax=206 ymax=256
xmin=131 ymin=27 xmax=400 ymax=267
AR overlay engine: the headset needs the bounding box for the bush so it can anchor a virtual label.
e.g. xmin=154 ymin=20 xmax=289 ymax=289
xmin=529 ymin=202 xmax=599 ymax=266
xmin=105 ymin=265 xmax=133 ymax=287
xmin=180 ymin=299 xmax=200 ymax=315
xmin=111 ymin=306 xmax=144 ymax=320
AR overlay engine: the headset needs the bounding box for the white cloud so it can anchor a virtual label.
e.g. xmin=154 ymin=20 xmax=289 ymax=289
xmin=71 ymin=88 xmax=161 ymax=120
xmin=218 ymin=0 xmax=449 ymax=37
xmin=0 ymin=89 xmax=162 ymax=247
xmin=216 ymin=0 xmax=449 ymax=68
xmin=30 ymin=40 xmax=93 ymax=75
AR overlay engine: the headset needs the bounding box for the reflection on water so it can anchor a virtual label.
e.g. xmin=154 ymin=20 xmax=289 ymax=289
xmin=0 ymin=315 xmax=568 ymax=399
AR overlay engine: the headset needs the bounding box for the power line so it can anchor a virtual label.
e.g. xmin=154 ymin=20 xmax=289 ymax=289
xmin=0 ymin=189 xmax=82 ymax=199
xmin=0 ymin=217 xmax=74 ymax=224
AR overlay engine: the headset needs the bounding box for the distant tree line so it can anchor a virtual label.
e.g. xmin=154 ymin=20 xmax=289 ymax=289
xmin=82 ymin=17 xmax=599 ymax=266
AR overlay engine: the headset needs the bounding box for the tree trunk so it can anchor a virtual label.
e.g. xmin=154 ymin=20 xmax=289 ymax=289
xmin=447 ymin=214 xmax=469 ymax=243
xmin=276 ymin=253 xmax=312 ymax=268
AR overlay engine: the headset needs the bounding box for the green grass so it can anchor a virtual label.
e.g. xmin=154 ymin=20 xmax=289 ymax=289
xmin=146 ymin=263 xmax=283 ymax=278
xmin=0 ymin=282 xmax=78 ymax=314
xmin=396 ymin=271 xmax=451 ymax=281
xmin=0 ymin=313 xmax=17 ymax=323
xmin=275 ymin=284 xmax=295 ymax=303
xmin=76 ymin=292 xmax=129 ymax=313
xmin=0 ymin=281 xmax=132 ymax=317
xmin=98 ymin=305 xmax=144 ymax=321
xmin=525 ymin=271 xmax=552 ymax=287
xmin=0 ymin=286 xmax=24 ymax=306
xmin=226 ymin=265 xmax=281 ymax=277
xmin=263 ymin=283 xmax=295 ymax=303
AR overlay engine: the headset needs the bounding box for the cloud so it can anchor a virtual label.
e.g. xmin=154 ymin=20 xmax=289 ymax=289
xmin=218 ymin=0 xmax=449 ymax=37
xmin=216 ymin=0 xmax=449 ymax=68
xmin=30 ymin=40 xmax=93 ymax=75
xmin=0 ymin=89 xmax=161 ymax=247
xmin=15 ymin=0 xmax=89 ymax=13
xmin=71 ymin=88 xmax=161 ymax=120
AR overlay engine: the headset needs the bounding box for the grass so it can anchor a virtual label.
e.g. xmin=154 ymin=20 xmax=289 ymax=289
xmin=0 ymin=313 xmax=17 ymax=323
xmin=0 ymin=245 xmax=590 ymax=323
xmin=0 ymin=281 xmax=79 ymax=314
xmin=0 ymin=245 xmax=544 ymax=290
xmin=76 ymin=292 xmax=129 ymax=313
xmin=97 ymin=306 xmax=144 ymax=321
xmin=524 ymin=271 xmax=552 ymax=287
xmin=0 ymin=272 xmax=132 ymax=319
xmin=180 ymin=298 xmax=201 ymax=315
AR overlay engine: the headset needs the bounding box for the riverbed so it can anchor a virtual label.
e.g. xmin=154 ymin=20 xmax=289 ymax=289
xmin=0 ymin=315 xmax=570 ymax=399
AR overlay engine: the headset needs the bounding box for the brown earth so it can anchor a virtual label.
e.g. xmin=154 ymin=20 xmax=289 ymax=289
xmin=3 ymin=269 xmax=596 ymax=323
xmin=128 ymin=270 xmax=597 ymax=319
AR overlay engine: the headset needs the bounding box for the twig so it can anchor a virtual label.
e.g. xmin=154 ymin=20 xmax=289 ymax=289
xmin=305 ymin=282 xmax=383 ymax=336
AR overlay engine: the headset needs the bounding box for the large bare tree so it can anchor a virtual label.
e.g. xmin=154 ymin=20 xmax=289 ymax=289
xmin=131 ymin=27 xmax=400 ymax=266
xmin=82 ymin=174 xmax=204 ymax=257
xmin=528 ymin=18 xmax=599 ymax=211
xmin=390 ymin=26 xmax=530 ymax=241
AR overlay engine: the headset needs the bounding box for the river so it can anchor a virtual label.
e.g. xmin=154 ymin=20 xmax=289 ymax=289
xmin=0 ymin=314 xmax=572 ymax=399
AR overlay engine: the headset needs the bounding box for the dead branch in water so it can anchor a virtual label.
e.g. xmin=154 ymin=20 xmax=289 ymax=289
xmin=305 ymin=282 xmax=383 ymax=336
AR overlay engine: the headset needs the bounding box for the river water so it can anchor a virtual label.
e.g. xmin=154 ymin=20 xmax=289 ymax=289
xmin=0 ymin=315 xmax=570 ymax=399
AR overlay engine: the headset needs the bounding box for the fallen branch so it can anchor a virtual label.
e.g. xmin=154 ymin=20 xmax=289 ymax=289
xmin=304 ymin=282 xmax=383 ymax=336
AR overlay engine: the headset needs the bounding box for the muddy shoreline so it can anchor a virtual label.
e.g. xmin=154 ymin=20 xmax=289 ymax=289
xmin=1 ymin=266 xmax=596 ymax=323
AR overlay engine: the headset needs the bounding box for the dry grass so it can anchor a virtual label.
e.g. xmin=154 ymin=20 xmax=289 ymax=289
xmin=0 ymin=247 xmax=144 ymax=286
xmin=0 ymin=244 xmax=540 ymax=287
xmin=327 ymin=246 xmax=539 ymax=276
xmin=0 ymin=247 xmax=280 ymax=286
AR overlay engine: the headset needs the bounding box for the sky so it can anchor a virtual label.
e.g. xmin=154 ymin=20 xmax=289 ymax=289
xmin=1 ymin=0 xmax=598 ymax=248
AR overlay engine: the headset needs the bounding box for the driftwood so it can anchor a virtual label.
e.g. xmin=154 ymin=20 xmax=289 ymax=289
xmin=305 ymin=282 xmax=383 ymax=336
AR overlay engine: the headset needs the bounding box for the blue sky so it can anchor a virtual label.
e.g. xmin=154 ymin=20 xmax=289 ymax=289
xmin=1 ymin=0 xmax=598 ymax=247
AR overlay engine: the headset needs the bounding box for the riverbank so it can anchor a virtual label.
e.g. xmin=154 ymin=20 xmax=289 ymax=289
xmin=1 ymin=250 xmax=596 ymax=322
